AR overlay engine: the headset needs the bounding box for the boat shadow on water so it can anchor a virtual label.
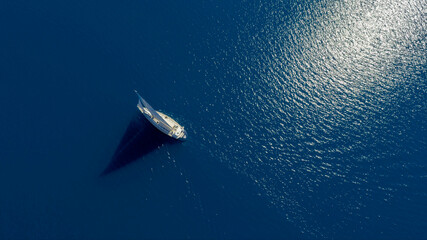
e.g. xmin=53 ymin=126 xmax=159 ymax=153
xmin=101 ymin=111 xmax=178 ymax=176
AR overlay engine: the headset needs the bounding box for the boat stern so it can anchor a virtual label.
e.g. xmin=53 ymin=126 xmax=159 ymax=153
xmin=180 ymin=128 xmax=188 ymax=141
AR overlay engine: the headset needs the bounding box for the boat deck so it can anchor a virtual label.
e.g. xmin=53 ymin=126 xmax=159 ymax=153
xmin=137 ymin=104 xmax=187 ymax=140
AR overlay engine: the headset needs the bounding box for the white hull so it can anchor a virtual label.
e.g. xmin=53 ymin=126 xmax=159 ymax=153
xmin=136 ymin=94 xmax=187 ymax=141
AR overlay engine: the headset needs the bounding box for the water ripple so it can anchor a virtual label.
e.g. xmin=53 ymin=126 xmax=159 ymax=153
xmin=192 ymin=0 xmax=426 ymax=238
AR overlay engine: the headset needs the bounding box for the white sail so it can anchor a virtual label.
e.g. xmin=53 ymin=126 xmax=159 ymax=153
xmin=134 ymin=90 xmax=187 ymax=141
xmin=135 ymin=92 xmax=172 ymax=129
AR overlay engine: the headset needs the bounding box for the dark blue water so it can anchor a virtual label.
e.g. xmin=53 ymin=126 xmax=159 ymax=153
xmin=1 ymin=0 xmax=426 ymax=239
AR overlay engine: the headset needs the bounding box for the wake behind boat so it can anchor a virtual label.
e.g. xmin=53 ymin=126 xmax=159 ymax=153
xmin=135 ymin=91 xmax=187 ymax=141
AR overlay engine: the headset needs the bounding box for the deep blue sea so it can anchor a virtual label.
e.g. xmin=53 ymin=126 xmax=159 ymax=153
xmin=0 ymin=0 xmax=426 ymax=239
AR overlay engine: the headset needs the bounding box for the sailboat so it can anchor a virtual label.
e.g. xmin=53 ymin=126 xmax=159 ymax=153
xmin=135 ymin=91 xmax=187 ymax=141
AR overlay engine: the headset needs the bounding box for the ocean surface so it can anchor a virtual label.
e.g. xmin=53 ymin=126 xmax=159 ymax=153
xmin=0 ymin=0 xmax=426 ymax=239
